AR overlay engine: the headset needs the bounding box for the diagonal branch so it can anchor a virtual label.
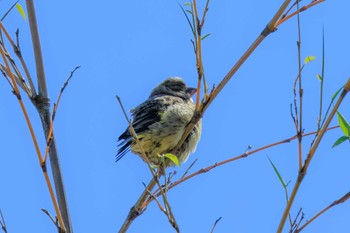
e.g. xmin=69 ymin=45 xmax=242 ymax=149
xmin=277 ymin=78 xmax=350 ymax=233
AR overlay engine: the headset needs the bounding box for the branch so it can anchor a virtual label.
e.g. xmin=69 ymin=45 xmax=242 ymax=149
xmin=146 ymin=126 xmax=339 ymax=205
xmin=26 ymin=0 xmax=47 ymax=97
xmin=26 ymin=1 xmax=73 ymax=232
xmin=0 ymin=39 xmax=66 ymax=233
xmin=277 ymin=78 xmax=350 ymax=233
xmin=0 ymin=209 xmax=7 ymax=233
xmin=295 ymin=192 xmax=350 ymax=233
xmin=43 ymin=66 xmax=80 ymax=163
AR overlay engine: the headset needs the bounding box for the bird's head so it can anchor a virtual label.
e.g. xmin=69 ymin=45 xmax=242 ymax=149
xmin=150 ymin=77 xmax=197 ymax=100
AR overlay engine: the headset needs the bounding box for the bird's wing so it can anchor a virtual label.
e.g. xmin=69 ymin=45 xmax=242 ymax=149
xmin=116 ymin=96 xmax=171 ymax=161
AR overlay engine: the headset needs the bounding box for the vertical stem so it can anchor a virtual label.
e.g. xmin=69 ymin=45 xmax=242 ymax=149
xmin=26 ymin=1 xmax=73 ymax=232
xmin=296 ymin=1 xmax=303 ymax=170
xmin=276 ymin=78 xmax=350 ymax=233
xmin=25 ymin=0 xmax=47 ymax=97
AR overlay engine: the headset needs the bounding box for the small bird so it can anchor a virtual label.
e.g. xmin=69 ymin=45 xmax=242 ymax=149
xmin=117 ymin=77 xmax=202 ymax=166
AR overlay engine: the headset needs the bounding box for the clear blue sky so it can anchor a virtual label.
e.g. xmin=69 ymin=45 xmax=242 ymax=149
xmin=1 ymin=1 xmax=349 ymax=233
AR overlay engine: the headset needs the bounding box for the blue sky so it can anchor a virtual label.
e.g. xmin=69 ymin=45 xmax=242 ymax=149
xmin=1 ymin=1 xmax=349 ymax=233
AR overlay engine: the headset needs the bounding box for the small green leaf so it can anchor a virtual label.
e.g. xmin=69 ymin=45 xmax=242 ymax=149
xmin=337 ymin=112 xmax=350 ymax=137
xmin=201 ymin=33 xmax=211 ymax=41
xmin=184 ymin=2 xmax=191 ymax=6
xmin=304 ymin=56 xmax=316 ymax=64
xmin=268 ymin=157 xmax=286 ymax=188
xmin=316 ymin=74 xmax=323 ymax=81
xmin=186 ymin=9 xmax=193 ymax=15
xmin=164 ymin=153 xmax=180 ymax=167
xmin=16 ymin=3 xmax=26 ymax=21
xmin=332 ymin=136 xmax=350 ymax=148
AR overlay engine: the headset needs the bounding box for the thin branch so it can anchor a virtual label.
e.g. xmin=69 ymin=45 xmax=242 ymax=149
xmin=41 ymin=208 xmax=60 ymax=230
xmin=210 ymin=217 xmax=222 ymax=233
xmin=0 ymin=22 xmax=33 ymax=98
xmin=0 ymin=1 xmax=19 ymax=22
xmin=295 ymin=192 xmax=350 ymax=233
xmin=275 ymin=0 xmax=326 ymax=28
xmin=181 ymin=157 xmax=198 ymax=179
xmin=0 ymin=43 xmax=66 ymax=233
xmin=296 ymin=0 xmax=303 ymax=171
xmin=14 ymin=28 xmax=36 ymax=96
xmin=317 ymin=28 xmax=325 ymax=130
xmin=146 ymin=126 xmax=339 ymax=204
xmin=277 ymin=78 xmax=350 ymax=233
xmin=43 ymin=66 xmax=80 ymax=163
xmin=0 ymin=209 xmax=7 ymax=233
xmin=289 ymin=208 xmax=304 ymax=233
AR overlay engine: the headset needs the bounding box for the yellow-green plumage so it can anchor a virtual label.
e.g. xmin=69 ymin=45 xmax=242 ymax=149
xmin=117 ymin=77 xmax=202 ymax=166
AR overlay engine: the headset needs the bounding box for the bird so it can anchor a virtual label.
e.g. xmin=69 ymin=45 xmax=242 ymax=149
xmin=117 ymin=77 xmax=202 ymax=167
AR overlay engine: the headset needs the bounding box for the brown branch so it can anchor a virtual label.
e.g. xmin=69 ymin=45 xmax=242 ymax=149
xmin=295 ymin=192 xmax=350 ymax=233
xmin=0 ymin=39 xmax=66 ymax=233
xmin=43 ymin=66 xmax=80 ymax=163
xmin=26 ymin=1 xmax=72 ymax=232
xmin=0 ymin=22 xmax=33 ymax=98
xmin=275 ymin=0 xmax=326 ymax=28
xmin=146 ymin=126 xmax=339 ymax=205
xmin=277 ymin=78 xmax=350 ymax=233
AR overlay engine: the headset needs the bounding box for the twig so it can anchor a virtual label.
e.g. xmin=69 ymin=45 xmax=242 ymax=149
xmin=317 ymin=28 xmax=325 ymax=130
xmin=41 ymin=208 xmax=60 ymax=230
xmin=289 ymin=208 xmax=303 ymax=233
xmin=295 ymin=192 xmax=350 ymax=233
xmin=146 ymin=126 xmax=339 ymax=204
xmin=275 ymin=0 xmax=326 ymax=28
xmin=276 ymin=78 xmax=350 ymax=233
xmin=296 ymin=0 xmax=304 ymax=170
xmin=210 ymin=217 xmax=222 ymax=233
xmin=0 ymin=22 xmax=33 ymax=98
xmin=0 ymin=1 xmax=19 ymax=22
xmin=0 ymin=209 xmax=7 ymax=233
xmin=43 ymin=66 xmax=80 ymax=163
xmin=0 ymin=40 xmax=66 ymax=233
xmin=181 ymin=157 xmax=198 ymax=179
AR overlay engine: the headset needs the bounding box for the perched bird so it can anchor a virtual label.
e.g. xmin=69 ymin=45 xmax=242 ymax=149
xmin=117 ymin=77 xmax=202 ymax=166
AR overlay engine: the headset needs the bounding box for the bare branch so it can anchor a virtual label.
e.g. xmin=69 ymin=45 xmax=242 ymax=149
xmin=295 ymin=192 xmax=350 ymax=233
xmin=210 ymin=217 xmax=222 ymax=233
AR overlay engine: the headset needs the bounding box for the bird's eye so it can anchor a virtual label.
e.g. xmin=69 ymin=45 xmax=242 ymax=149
xmin=167 ymin=82 xmax=185 ymax=92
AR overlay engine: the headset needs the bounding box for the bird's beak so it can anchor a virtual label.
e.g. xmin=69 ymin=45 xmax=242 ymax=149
xmin=186 ymin=87 xmax=197 ymax=97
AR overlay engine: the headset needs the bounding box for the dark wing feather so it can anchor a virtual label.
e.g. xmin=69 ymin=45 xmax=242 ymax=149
xmin=116 ymin=97 xmax=170 ymax=161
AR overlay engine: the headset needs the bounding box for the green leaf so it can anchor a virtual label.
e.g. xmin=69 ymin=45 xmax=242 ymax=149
xmin=16 ymin=3 xmax=26 ymax=21
xmin=304 ymin=56 xmax=315 ymax=64
xmin=316 ymin=74 xmax=323 ymax=81
xmin=332 ymin=136 xmax=350 ymax=148
xmin=337 ymin=112 xmax=350 ymax=136
xmin=164 ymin=153 xmax=180 ymax=167
xmin=332 ymin=87 xmax=343 ymax=102
xmin=268 ymin=157 xmax=286 ymax=188
xmin=178 ymin=2 xmax=195 ymax=36
xmin=186 ymin=9 xmax=193 ymax=15
xmin=201 ymin=33 xmax=211 ymax=41
xmin=184 ymin=2 xmax=191 ymax=6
